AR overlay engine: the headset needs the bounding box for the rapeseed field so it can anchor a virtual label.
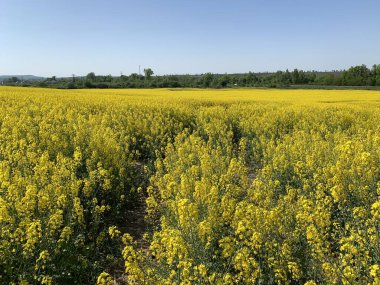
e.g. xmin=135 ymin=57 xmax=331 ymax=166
xmin=1 ymin=87 xmax=380 ymax=284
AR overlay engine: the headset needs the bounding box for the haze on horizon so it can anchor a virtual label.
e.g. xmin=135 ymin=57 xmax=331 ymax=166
xmin=1 ymin=0 xmax=379 ymax=77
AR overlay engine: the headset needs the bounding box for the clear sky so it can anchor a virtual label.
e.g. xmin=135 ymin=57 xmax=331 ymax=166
xmin=1 ymin=0 xmax=379 ymax=77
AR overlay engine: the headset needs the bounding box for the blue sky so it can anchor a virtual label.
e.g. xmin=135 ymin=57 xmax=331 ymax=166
xmin=1 ymin=0 xmax=379 ymax=77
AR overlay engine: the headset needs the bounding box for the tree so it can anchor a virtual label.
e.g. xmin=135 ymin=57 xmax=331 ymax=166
xmin=86 ymin=72 xmax=96 ymax=82
xmin=372 ymin=65 xmax=380 ymax=86
xmin=4 ymin=77 xmax=19 ymax=84
xmin=144 ymin=68 xmax=154 ymax=80
xmin=105 ymin=74 xmax=113 ymax=82
xmin=245 ymin=72 xmax=257 ymax=86
xmin=201 ymin=73 xmax=214 ymax=88
xmin=219 ymin=75 xmax=230 ymax=87
xmin=292 ymin=69 xmax=300 ymax=84
xmin=284 ymin=69 xmax=292 ymax=84
xmin=342 ymin=64 xmax=370 ymax=86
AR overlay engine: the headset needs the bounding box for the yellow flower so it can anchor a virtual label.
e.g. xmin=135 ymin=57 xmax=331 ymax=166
xmin=96 ymin=272 xmax=113 ymax=285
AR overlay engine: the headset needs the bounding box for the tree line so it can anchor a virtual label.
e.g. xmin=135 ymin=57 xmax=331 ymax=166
xmin=3 ymin=64 xmax=380 ymax=89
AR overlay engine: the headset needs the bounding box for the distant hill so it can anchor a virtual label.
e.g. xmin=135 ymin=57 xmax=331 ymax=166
xmin=0 ymin=75 xmax=45 ymax=81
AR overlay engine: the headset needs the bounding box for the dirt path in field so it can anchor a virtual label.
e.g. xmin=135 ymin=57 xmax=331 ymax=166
xmin=114 ymin=193 xmax=147 ymax=284
xmin=123 ymin=193 xmax=147 ymax=242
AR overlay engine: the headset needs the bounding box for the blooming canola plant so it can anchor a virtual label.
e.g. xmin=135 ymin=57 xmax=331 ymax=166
xmin=0 ymin=87 xmax=380 ymax=284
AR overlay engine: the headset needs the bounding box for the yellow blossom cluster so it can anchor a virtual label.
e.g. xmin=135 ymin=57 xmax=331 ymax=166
xmin=119 ymin=89 xmax=380 ymax=284
xmin=0 ymin=87 xmax=192 ymax=284
xmin=1 ymin=87 xmax=380 ymax=284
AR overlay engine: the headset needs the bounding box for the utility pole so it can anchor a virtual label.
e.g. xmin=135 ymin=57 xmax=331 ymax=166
xmin=139 ymin=65 xmax=141 ymax=76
